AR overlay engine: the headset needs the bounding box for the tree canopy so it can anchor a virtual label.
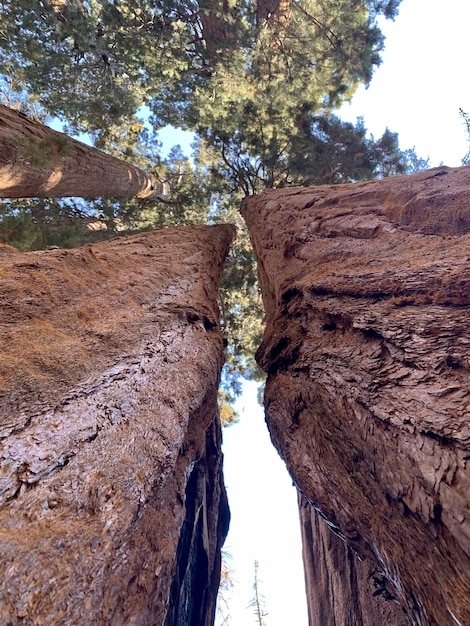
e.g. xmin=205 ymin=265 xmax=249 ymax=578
xmin=1 ymin=0 xmax=399 ymax=129
xmin=0 ymin=0 xmax=429 ymax=401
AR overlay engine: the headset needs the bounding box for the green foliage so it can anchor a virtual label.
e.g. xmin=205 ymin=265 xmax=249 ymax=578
xmin=20 ymin=134 xmax=72 ymax=168
xmin=286 ymin=115 xmax=428 ymax=186
xmin=0 ymin=0 xmax=400 ymax=135
xmin=0 ymin=72 xmax=45 ymax=120
xmin=189 ymin=0 xmax=395 ymax=193
xmin=0 ymin=198 xmax=99 ymax=250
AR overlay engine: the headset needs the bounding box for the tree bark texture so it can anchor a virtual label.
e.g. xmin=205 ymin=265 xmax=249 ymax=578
xmin=242 ymin=165 xmax=470 ymax=626
xmin=0 ymin=224 xmax=234 ymax=625
xmin=298 ymin=493 xmax=409 ymax=625
xmin=0 ymin=105 xmax=167 ymax=199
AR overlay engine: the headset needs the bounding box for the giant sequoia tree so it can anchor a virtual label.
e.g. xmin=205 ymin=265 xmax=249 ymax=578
xmin=0 ymin=0 xmax=428 ymax=392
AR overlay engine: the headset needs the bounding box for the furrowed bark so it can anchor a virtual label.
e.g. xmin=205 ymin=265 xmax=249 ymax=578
xmin=0 ymin=224 xmax=235 ymax=625
xmin=242 ymin=165 xmax=470 ymax=626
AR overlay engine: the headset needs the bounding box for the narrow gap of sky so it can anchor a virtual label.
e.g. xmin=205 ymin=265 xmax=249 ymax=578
xmin=219 ymin=381 xmax=307 ymax=626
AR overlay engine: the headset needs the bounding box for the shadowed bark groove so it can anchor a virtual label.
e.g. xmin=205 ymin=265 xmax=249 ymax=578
xmin=242 ymin=165 xmax=470 ymax=626
xmin=0 ymin=224 xmax=234 ymax=625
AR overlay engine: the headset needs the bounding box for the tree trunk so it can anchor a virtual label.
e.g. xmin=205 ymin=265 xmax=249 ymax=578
xmin=242 ymin=165 xmax=470 ymax=625
xmin=0 ymin=105 xmax=167 ymax=199
xmin=256 ymin=0 xmax=292 ymax=29
xmin=0 ymin=224 xmax=234 ymax=625
xmin=298 ymin=494 xmax=409 ymax=625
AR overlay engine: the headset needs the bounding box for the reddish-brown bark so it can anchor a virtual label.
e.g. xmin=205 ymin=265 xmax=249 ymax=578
xmin=0 ymin=224 xmax=234 ymax=625
xmin=242 ymin=165 xmax=470 ymax=625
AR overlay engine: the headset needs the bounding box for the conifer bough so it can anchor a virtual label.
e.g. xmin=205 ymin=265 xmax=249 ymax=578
xmin=0 ymin=105 xmax=166 ymax=200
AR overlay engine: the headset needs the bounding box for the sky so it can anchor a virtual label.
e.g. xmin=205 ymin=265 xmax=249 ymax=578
xmin=211 ymin=2 xmax=470 ymax=625
xmin=217 ymin=381 xmax=307 ymax=626
xmin=340 ymin=0 xmax=470 ymax=168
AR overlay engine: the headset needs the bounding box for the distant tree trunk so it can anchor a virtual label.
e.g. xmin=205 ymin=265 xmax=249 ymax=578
xmin=256 ymin=0 xmax=292 ymax=29
xmin=250 ymin=560 xmax=268 ymax=626
xmin=0 ymin=105 xmax=167 ymax=199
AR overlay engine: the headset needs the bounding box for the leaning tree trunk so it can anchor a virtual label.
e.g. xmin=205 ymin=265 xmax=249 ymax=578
xmin=0 ymin=104 xmax=166 ymax=199
xmin=242 ymin=165 xmax=470 ymax=626
xmin=0 ymin=224 xmax=234 ymax=625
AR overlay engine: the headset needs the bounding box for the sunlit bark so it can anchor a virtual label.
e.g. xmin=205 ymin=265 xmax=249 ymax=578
xmin=0 ymin=105 xmax=167 ymax=199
